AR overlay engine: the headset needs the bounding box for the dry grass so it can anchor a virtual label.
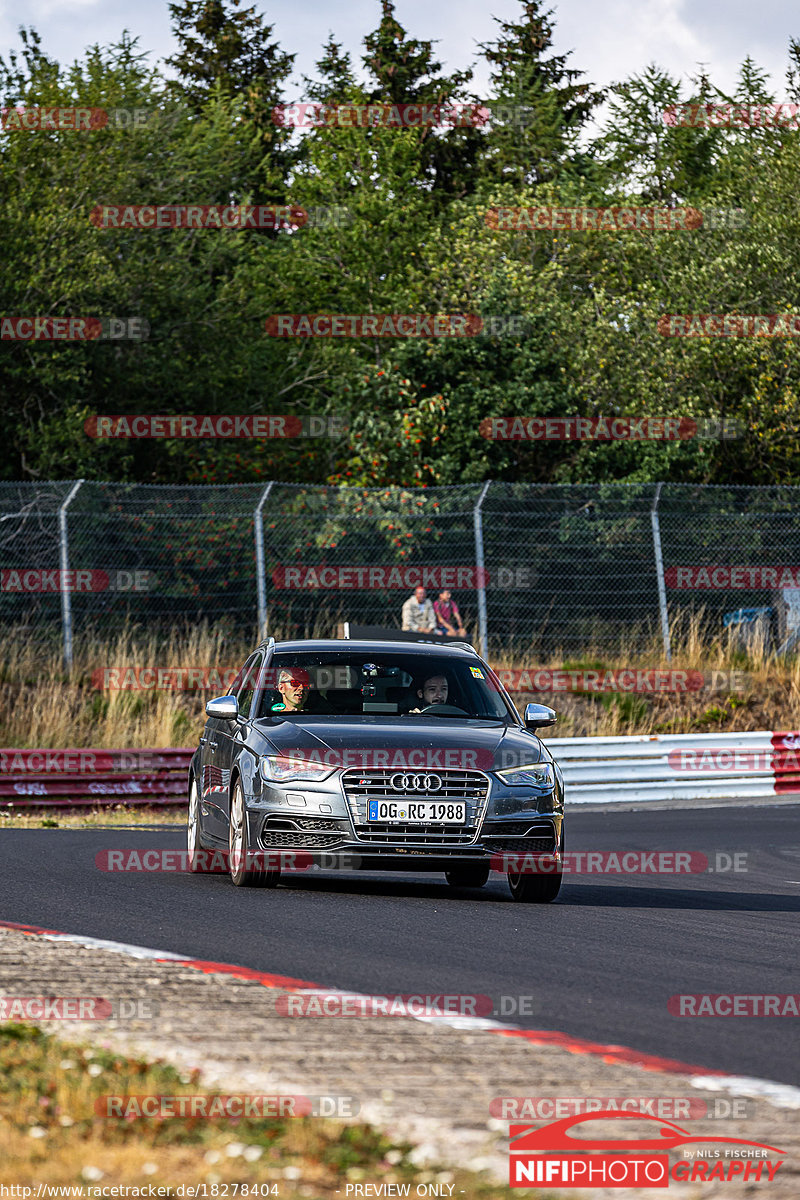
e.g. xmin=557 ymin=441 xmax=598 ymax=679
xmin=0 ymin=806 xmax=185 ymax=828
xmin=0 ymin=623 xmax=244 ymax=750
xmin=0 ymin=1023 xmax=509 ymax=1195
xmin=1 ymin=614 xmax=798 ymax=751
xmin=506 ymin=609 xmax=800 ymax=739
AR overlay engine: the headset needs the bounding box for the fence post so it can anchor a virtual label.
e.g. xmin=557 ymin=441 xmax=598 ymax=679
xmin=254 ymin=482 xmax=275 ymax=639
xmin=473 ymin=481 xmax=491 ymax=659
xmin=58 ymin=479 xmax=84 ymax=670
xmin=651 ymin=482 xmax=672 ymax=662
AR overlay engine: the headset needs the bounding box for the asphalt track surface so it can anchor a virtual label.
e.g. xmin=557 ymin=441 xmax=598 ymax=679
xmin=2 ymin=806 xmax=799 ymax=1086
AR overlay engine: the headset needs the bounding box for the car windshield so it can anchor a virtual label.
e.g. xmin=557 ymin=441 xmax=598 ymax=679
xmin=255 ymin=652 xmax=513 ymax=721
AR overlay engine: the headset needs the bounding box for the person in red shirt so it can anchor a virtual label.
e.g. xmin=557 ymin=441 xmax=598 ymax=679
xmin=433 ymin=589 xmax=466 ymax=638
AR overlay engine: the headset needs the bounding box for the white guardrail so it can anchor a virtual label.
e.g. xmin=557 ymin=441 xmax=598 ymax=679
xmin=551 ymin=730 xmax=800 ymax=804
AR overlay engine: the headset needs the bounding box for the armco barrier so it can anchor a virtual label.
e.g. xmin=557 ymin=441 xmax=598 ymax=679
xmin=4 ymin=733 xmax=800 ymax=808
xmin=0 ymin=749 xmax=193 ymax=807
xmin=554 ymin=730 xmax=800 ymax=804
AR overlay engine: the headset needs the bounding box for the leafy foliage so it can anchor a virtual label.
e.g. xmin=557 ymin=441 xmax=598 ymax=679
xmin=3 ymin=2 xmax=800 ymax=487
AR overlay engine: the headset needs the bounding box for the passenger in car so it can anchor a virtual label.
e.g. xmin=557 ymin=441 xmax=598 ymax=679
xmin=408 ymin=673 xmax=449 ymax=712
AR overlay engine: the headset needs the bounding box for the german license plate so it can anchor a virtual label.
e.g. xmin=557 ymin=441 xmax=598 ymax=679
xmin=367 ymin=800 xmax=466 ymax=823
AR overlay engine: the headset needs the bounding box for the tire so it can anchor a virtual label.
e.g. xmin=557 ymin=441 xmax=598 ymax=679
xmin=229 ymin=779 xmax=281 ymax=888
xmin=187 ymin=776 xmax=213 ymax=873
xmin=445 ymin=863 xmax=490 ymax=888
xmin=507 ymin=830 xmax=563 ymax=904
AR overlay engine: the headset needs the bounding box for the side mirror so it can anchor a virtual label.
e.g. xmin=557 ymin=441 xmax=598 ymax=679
xmin=524 ymin=702 xmax=557 ymax=730
xmin=205 ymin=695 xmax=239 ymax=720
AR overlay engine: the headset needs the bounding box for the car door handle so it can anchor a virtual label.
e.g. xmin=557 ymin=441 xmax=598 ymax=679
xmin=202 ymin=738 xmax=218 ymax=749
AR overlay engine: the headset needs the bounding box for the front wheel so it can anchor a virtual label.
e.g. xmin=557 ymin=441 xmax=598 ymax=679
xmin=507 ymin=830 xmax=563 ymax=903
xmin=229 ymin=781 xmax=281 ymax=888
xmin=187 ymin=777 xmax=212 ymax=873
xmin=445 ymin=863 xmax=490 ymax=888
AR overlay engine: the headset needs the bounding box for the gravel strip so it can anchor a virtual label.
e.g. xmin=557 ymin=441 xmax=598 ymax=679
xmin=1 ymin=925 xmax=798 ymax=1196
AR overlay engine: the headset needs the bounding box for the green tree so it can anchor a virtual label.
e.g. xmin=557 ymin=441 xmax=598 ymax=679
xmin=360 ymin=0 xmax=484 ymax=201
xmin=166 ymin=0 xmax=294 ymax=197
xmin=477 ymin=0 xmax=604 ymax=189
xmin=303 ymin=35 xmax=358 ymax=105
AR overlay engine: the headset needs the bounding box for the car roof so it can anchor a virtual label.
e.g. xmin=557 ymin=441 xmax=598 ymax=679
xmin=259 ymin=638 xmax=480 ymax=659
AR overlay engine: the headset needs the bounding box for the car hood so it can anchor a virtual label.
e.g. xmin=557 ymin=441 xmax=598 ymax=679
xmin=251 ymin=718 xmax=545 ymax=771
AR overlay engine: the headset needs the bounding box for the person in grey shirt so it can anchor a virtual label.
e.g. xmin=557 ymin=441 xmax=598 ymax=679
xmin=401 ymin=585 xmax=437 ymax=633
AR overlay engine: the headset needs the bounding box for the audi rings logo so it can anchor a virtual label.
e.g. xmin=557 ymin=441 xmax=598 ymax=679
xmin=390 ymin=772 xmax=443 ymax=793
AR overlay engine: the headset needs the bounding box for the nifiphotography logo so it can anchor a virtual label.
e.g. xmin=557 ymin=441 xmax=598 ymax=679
xmin=508 ymin=1111 xmax=785 ymax=1187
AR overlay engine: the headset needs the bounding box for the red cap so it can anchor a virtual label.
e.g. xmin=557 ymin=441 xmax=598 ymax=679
xmin=279 ymin=667 xmax=310 ymax=686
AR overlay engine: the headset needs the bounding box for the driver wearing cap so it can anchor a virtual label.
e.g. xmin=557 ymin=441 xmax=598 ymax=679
xmin=271 ymin=667 xmax=311 ymax=712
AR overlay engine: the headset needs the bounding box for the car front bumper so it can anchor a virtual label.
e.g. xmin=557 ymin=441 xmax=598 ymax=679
xmin=246 ymin=768 xmax=563 ymax=868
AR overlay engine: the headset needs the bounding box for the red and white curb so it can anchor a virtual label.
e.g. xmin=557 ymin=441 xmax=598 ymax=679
xmin=3 ymin=918 xmax=800 ymax=1110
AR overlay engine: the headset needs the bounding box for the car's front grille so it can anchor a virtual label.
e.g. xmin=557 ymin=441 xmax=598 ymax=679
xmin=259 ymin=816 xmax=349 ymax=850
xmin=482 ymin=821 xmax=554 ymax=837
xmin=273 ymin=817 xmax=343 ymax=831
xmin=259 ymin=829 xmax=345 ymax=849
xmin=342 ymin=767 xmax=489 ymax=845
xmin=482 ymin=836 xmax=555 ymax=854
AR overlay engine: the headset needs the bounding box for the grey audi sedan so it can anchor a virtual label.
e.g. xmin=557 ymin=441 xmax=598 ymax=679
xmin=187 ymin=637 xmax=565 ymax=901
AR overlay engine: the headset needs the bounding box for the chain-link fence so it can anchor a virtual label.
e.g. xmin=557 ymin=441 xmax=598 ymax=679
xmin=3 ymin=480 xmax=800 ymax=663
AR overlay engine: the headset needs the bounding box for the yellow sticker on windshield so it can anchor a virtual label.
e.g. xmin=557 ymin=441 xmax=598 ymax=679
xmin=470 ymin=666 xmax=484 ymax=678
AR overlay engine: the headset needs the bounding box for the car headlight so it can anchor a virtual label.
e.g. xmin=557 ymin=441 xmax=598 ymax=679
xmin=259 ymin=755 xmax=335 ymax=783
xmin=495 ymin=762 xmax=554 ymax=788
